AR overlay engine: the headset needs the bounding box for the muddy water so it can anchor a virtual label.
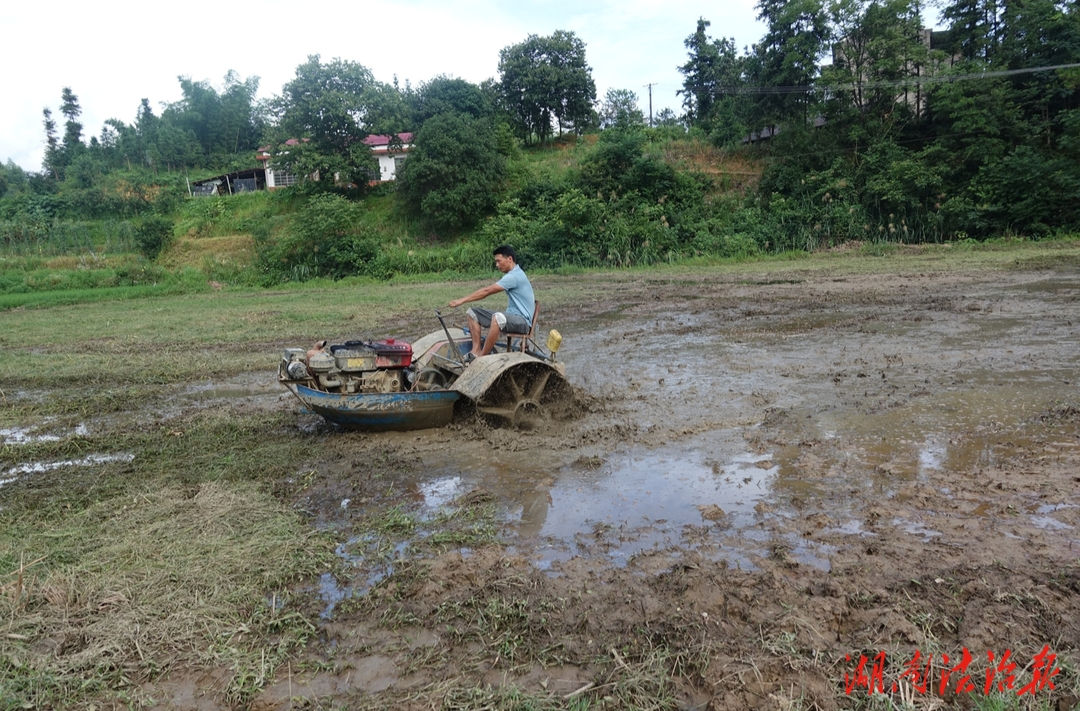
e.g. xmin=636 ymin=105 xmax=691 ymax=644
xmin=310 ymin=271 xmax=1080 ymax=600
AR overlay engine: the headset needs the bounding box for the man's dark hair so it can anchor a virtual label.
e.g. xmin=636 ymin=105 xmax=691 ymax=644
xmin=493 ymin=245 xmax=518 ymax=264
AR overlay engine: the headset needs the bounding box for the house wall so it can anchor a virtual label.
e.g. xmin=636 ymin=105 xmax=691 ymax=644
xmin=264 ymin=166 xmax=299 ymax=190
xmin=376 ymin=153 xmax=407 ymax=181
xmin=257 ymin=140 xmax=409 ymax=188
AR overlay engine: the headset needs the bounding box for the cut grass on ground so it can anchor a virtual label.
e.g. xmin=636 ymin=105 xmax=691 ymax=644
xmin=0 ymin=410 xmax=336 ymax=708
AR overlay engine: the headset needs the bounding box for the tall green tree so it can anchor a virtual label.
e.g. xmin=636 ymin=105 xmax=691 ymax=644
xmin=364 ymin=77 xmax=411 ymax=135
xmin=821 ymin=0 xmax=929 ymax=122
xmin=164 ymin=71 xmax=262 ymax=162
xmin=677 ymin=19 xmax=746 ymax=131
xmin=269 ymin=55 xmax=386 ymax=188
xmin=750 ymin=0 xmax=830 ymax=127
xmin=42 ymin=107 xmax=59 ymax=179
xmin=0 ymin=160 xmax=28 ymax=197
xmin=940 ymin=0 xmax=1001 ymax=62
xmin=135 ymin=98 xmax=165 ymax=171
xmin=395 ymin=113 xmax=507 ymax=232
xmin=997 ymin=0 xmax=1080 ymax=141
xmin=599 ymin=88 xmax=645 ymax=130
xmin=410 ymin=76 xmax=491 ymax=127
xmin=59 ymin=87 xmax=85 ymax=171
xmin=498 ymin=31 xmax=597 ymax=144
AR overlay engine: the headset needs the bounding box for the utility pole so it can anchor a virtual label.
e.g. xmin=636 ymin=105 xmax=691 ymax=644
xmin=644 ymin=83 xmax=657 ymax=127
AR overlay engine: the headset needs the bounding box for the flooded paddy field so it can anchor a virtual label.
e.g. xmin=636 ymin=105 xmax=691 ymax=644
xmin=3 ymin=254 xmax=1080 ymax=710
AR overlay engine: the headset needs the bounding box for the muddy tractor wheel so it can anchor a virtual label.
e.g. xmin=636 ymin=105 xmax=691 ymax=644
xmin=476 ymin=362 xmax=570 ymax=427
xmin=449 ymin=353 xmax=571 ymax=428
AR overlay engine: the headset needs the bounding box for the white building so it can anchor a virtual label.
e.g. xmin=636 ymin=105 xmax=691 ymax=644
xmin=256 ymin=133 xmax=413 ymax=189
xmin=364 ymin=133 xmax=413 ymax=183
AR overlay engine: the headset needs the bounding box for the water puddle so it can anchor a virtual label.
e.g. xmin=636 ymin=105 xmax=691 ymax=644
xmin=1035 ymin=503 xmax=1078 ymax=514
xmin=2 ymin=453 xmax=135 ymax=482
xmin=1005 ymin=276 xmax=1080 ymax=295
xmin=532 ymin=450 xmax=775 ymax=539
xmin=892 ymin=518 xmax=943 ymax=541
xmin=399 ymin=443 xmax=843 ymax=574
xmin=319 ymin=537 xmax=409 ymax=618
xmin=180 ymin=375 xmax=282 ymax=402
xmin=1029 ymin=516 xmax=1074 ymax=531
xmin=822 ymin=520 xmax=875 ymax=537
xmin=419 ymin=476 xmax=464 ymax=508
xmin=776 ymin=370 xmax=1080 ymax=484
xmin=1 ymin=423 xmax=88 ymax=445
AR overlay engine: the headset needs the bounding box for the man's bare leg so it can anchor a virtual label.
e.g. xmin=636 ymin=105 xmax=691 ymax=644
xmin=467 ymin=316 xmax=482 ymax=355
xmin=479 ymin=320 xmax=502 ymax=355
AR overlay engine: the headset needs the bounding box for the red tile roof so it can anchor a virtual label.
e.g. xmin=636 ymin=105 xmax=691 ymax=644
xmin=257 ymin=134 xmax=410 ymax=157
xmin=363 ymin=133 xmax=414 ymax=146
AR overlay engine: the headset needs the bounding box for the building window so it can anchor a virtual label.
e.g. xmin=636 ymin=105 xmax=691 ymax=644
xmin=273 ymin=169 xmax=299 ymax=187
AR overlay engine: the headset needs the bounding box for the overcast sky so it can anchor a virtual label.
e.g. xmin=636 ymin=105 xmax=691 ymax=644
xmin=1 ymin=0 xmax=769 ymax=172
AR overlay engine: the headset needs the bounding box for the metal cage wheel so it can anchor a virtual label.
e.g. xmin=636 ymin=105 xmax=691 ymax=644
xmin=476 ymin=365 xmax=564 ymax=428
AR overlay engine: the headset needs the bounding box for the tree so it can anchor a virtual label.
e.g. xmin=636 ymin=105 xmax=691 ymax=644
xmin=42 ymin=107 xmax=59 ymax=179
xmin=134 ymin=216 xmax=174 ymax=259
xmin=677 ymin=19 xmax=746 ymax=131
xmin=709 ymin=98 xmax=747 ymax=146
xmin=411 ymin=76 xmax=491 ymax=127
xmin=821 ymin=0 xmax=929 ymax=121
xmin=269 ymin=55 xmax=384 ymax=188
xmin=59 ymin=87 xmax=85 ymax=170
xmin=363 ymin=77 xmax=411 ymax=135
xmin=653 ymin=107 xmax=681 ymax=127
xmin=599 ymin=89 xmax=645 ymax=129
xmin=996 ymin=0 xmax=1080 ymax=142
xmin=576 ymin=129 xmax=678 ymax=203
xmin=395 ymin=113 xmax=507 ymax=232
xmin=498 ymin=31 xmax=597 ymax=144
xmin=1 ymin=160 xmax=29 ymax=197
xmin=750 ymin=0 xmax=830 ymax=127
xmin=135 ymin=98 xmax=161 ymax=170
xmin=941 ymin=0 xmax=1001 ymax=63
xmin=164 ymin=71 xmax=262 ymax=163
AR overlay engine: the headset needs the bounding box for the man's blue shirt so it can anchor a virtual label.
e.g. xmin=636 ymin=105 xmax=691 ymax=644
xmin=497 ymin=265 xmax=535 ymax=326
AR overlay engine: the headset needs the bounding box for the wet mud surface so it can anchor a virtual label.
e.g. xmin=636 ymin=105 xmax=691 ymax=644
xmin=154 ymin=270 xmax=1080 ymax=707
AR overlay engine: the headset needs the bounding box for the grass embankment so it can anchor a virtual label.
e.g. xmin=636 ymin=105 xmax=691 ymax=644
xmin=1 ymin=239 xmax=1079 ymax=709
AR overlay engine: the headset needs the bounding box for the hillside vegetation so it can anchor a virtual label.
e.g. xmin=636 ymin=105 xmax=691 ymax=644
xmin=0 ymin=132 xmax=775 ymax=299
xmin=2 ymin=2 xmax=1078 ymax=302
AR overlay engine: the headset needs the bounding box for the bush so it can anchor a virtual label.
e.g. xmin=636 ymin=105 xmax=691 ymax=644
xmin=135 ymin=216 xmax=174 ymax=259
xmin=396 ymin=113 xmax=507 ymax=233
xmin=257 ymin=193 xmax=383 ymax=282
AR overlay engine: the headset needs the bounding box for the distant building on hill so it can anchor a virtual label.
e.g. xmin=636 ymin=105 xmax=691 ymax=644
xmin=363 ymin=133 xmax=413 ymax=183
xmin=255 ymin=133 xmax=413 ymax=190
xmin=188 ymin=168 xmax=265 ymax=197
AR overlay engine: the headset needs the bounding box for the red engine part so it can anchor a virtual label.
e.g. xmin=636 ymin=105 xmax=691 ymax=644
xmin=372 ymin=338 xmax=412 ymax=368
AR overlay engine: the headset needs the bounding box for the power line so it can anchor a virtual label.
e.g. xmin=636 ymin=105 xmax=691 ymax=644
xmin=693 ymin=61 xmax=1080 ymax=96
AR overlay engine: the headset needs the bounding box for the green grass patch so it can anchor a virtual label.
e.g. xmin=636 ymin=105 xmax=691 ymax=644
xmin=0 ymin=282 xmax=201 ymax=310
